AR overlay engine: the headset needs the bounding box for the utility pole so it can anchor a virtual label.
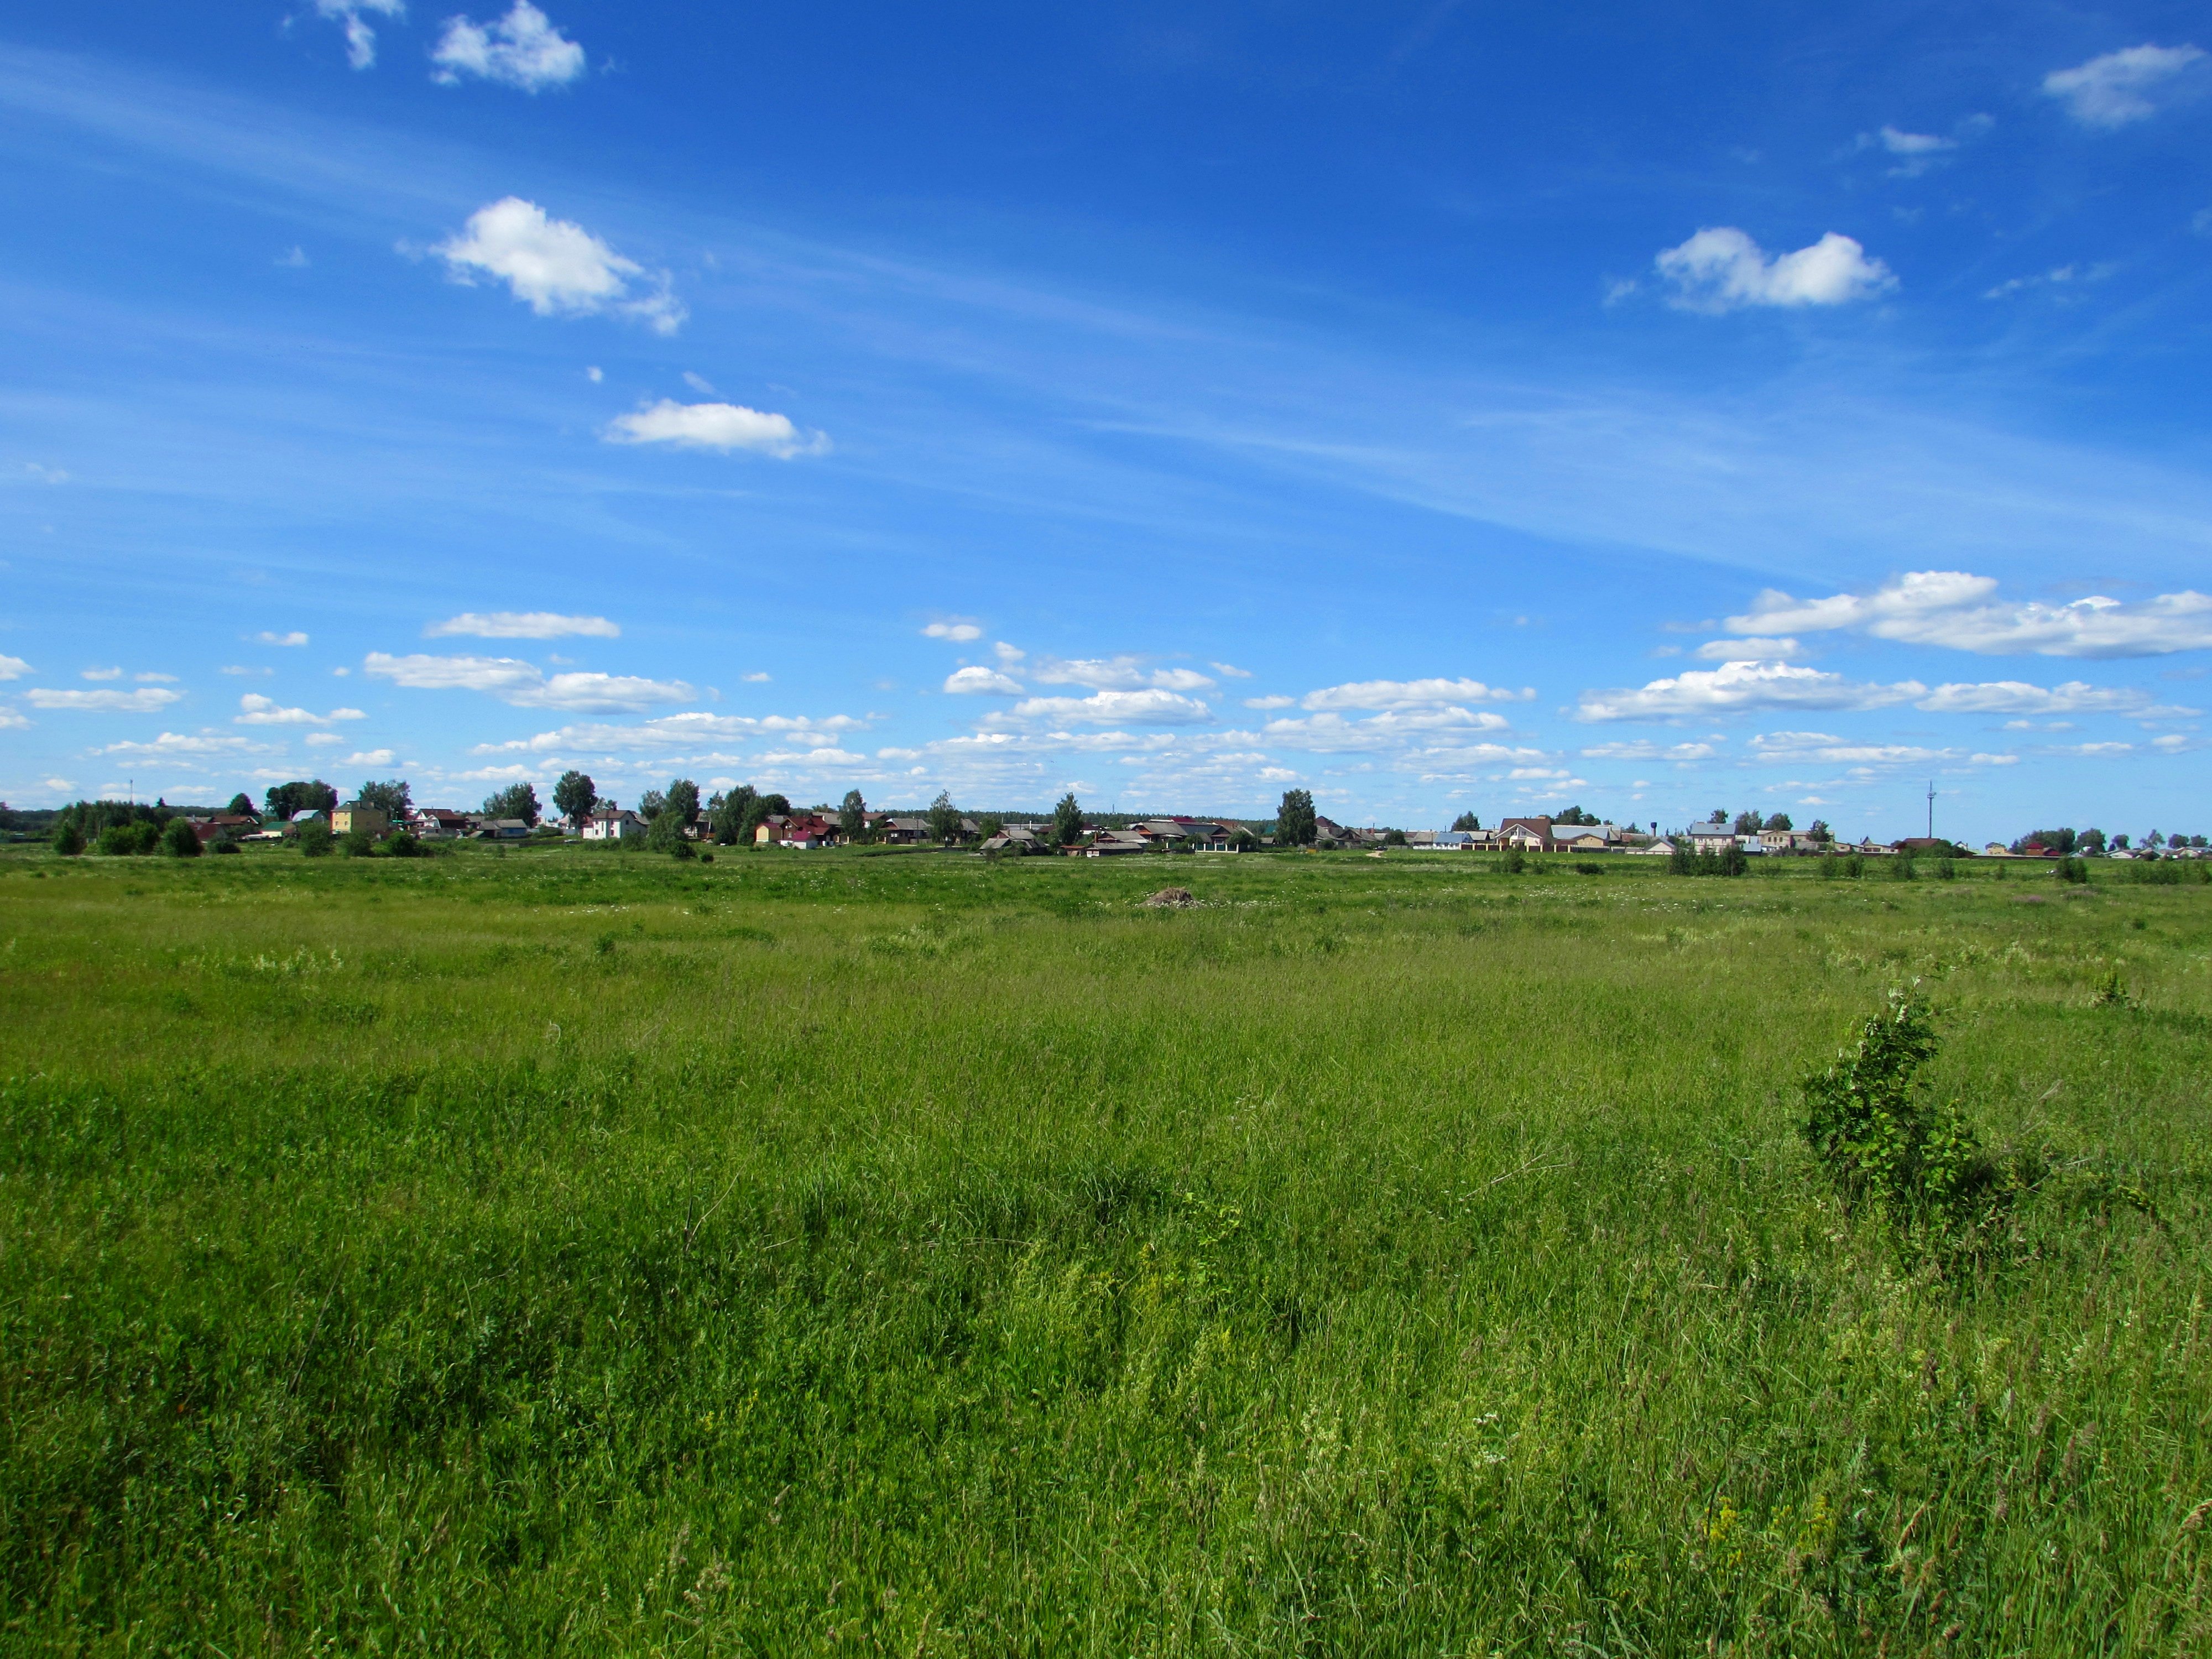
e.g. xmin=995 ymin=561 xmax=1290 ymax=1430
xmin=1926 ymin=779 xmax=1935 ymax=842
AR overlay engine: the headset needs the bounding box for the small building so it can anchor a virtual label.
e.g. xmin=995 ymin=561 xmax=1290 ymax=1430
xmin=1628 ymin=838 xmax=1677 ymax=856
xmin=1083 ymin=830 xmax=1152 ymax=857
xmin=474 ymin=818 xmax=532 ymax=840
xmin=872 ymin=816 xmax=930 ymax=844
xmin=1498 ymin=816 xmax=1553 ymax=851
xmin=409 ymin=808 xmax=473 ymax=839
xmin=330 ymin=803 xmax=390 ymax=839
xmin=582 ymin=807 xmax=647 ymax=842
xmin=188 ymin=813 xmax=259 ymax=846
xmin=1684 ymin=822 xmax=1737 ymax=855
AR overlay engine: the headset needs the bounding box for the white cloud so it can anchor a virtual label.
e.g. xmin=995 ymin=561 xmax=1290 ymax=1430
xmin=1982 ymin=263 xmax=2117 ymax=301
xmin=742 ymin=671 xmax=771 ymax=682
xmin=0 ymin=708 xmax=29 ymax=731
xmin=586 ymin=364 xmax=603 ymax=382
xmin=681 ymin=371 xmax=716 ymax=394
xmin=1001 ymin=690 xmax=1215 ymax=726
xmin=1210 ymin=661 xmax=1253 ymax=678
xmin=1579 ymin=740 xmax=1718 ymax=761
xmin=81 ymin=666 xmax=122 ymax=681
xmin=364 ymin=651 xmax=692 ymax=712
xmin=2043 ymin=44 xmax=2205 ymax=128
xmin=1746 ymin=731 xmax=1953 ymax=766
xmin=1262 ymin=707 xmax=1515 ymax=753
xmin=1575 ymin=660 xmax=1924 ymax=721
xmin=1030 ymin=656 xmax=1213 ymax=692
xmin=923 ymin=620 xmax=983 ymax=642
xmin=220 ymin=666 xmax=273 ymax=677
xmin=943 ymin=666 xmax=1025 ymax=696
xmin=426 ymin=611 xmax=619 ymax=639
xmin=136 ymin=672 xmax=179 ymax=684
xmin=314 ymin=0 xmax=404 ymax=70
xmin=603 ymin=399 xmax=825 ymax=457
xmin=1300 ymin=677 xmax=1529 ymax=711
xmin=305 ymin=732 xmax=347 ymax=747
xmin=471 ymin=711 xmax=862 ymax=753
xmin=1243 ymin=694 xmax=1295 ymax=710
xmin=435 ymin=197 xmax=684 ymax=333
xmin=1728 ymin=571 xmax=2212 ymax=658
xmin=24 ymin=462 xmax=68 ymax=484
xmin=1695 ymin=637 xmax=1799 ymax=661
xmin=235 ymin=693 xmax=367 ymax=726
xmin=98 ymin=731 xmax=272 ymax=760
xmin=0 ymin=654 xmax=30 ymax=680
xmin=338 ymin=749 xmax=398 ymax=766
xmin=431 ymin=2 xmax=585 ymax=91
xmin=277 ymin=246 xmax=309 ymax=268
xmin=993 ymin=641 xmax=1025 ymax=664
xmin=1877 ymin=126 xmax=1955 ymax=156
xmin=257 ymin=630 xmax=310 ymax=646
xmin=25 ymin=687 xmax=184 ymax=713
xmin=1913 ymin=679 xmax=2153 ymax=715
xmin=1655 ymin=227 xmax=1896 ymax=312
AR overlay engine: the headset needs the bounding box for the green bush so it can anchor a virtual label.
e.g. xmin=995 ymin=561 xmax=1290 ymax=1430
xmin=1888 ymin=853 xmax=1916 ymax=881
xmin=1498 ymin=846 xmax=1527 ymax=874
xmin=51 ymin=821 xmax=84 ymax=857
xmin=97 ymin=822 xmax=158 ymax=856
xmin=339 ymin=827 xmax=376 ymax=858
xmin=2056 ymin=857 xmax=2089 ymax=885
xmin=1801 ymin=987 xmax=2006 ymax=1249
xmin=160 ymin=818 xmax=202 ymax=858
xmin=382 ymin=830 xmax=422 ymax=859
xmin=296 ymin=821 xmax=332 ymax=858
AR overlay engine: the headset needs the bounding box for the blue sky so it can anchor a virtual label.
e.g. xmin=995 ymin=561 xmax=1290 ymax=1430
xmin=2 ymin=2 xmax=2209 ymax=839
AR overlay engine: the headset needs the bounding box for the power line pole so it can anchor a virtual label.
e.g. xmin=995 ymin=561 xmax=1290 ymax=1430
xmin=1926 ymin=779 xmax=1935 ymax=841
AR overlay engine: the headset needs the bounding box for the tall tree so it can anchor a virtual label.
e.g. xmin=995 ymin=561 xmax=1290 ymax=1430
xmin=926 ymin=790 xmax=961 ymax=844
xmin=1277 ymin=788 xmax=1317 ymax=847
xmin=225 ymin=792 xmax=255 ymax=818
xmin=357 ymin=779 xmax=412 ymax=817
xmin=664 ymin=779 xmax=701 ymax=825
xmin=1053 ymin=791 xmax=1084 ymax=846
xmin=1451 ymin=811 xmax=1481 ymax=832
xmin=264 ymin=779 xmax=338 ymax=821
xmin=553 ymin=770 xmax=598 ymax=825
xmin=482 ymin=781 xmax=541 ymax=826
xmin=1763 ymin=812 xmax=1793 ymax=832
xmin=713 ymin=784 xmax=757 ymax=845
xmin=840 ymin=789 xmax=867 ymax=841
xmin=1733 ymin=810 xmax=1761 ymax=834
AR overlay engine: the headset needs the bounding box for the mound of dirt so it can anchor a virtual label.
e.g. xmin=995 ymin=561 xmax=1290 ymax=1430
xmin=1142 ymin=887 xmax=1197 ymax=909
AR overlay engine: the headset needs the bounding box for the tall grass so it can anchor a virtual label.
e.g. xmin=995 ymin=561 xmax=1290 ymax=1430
xmin=2 ymin=846 xmax=2208 ymax=1653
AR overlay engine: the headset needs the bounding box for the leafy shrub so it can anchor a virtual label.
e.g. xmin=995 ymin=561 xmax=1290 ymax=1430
xmin=160 ymin=818 xmax=202 ymax=858
xmin=1498 ymin=847 xmax=1527 ymax=874
xmin=383 ymin=830 xmax=422 ymax=859
xmin=1571 ymin=861 xmax=1605 ymax=875
xmin=1801 ymin=987 xmax=2006 ymax=1249
xmin=296 ymin=821 xmax=333 ymax=858
xmin=2125 ymin=858 xmax=2209 ymax=885
xmin=1933 ymin=858 xmax=1956 ymax=880
xmin=97 ymin=822 xmax=158 ymax=856
xmin=2056 ymin=857 xmax=2089 ymax=884
xmin=1668 ymin=845 xmax=1746 ymax=877
xmin=51 ymin=821 xmax=84 ymax=857
xmin=1888 ymin=853 xmax=1915 ymax=881
xmin=339 ymin=827 xmax=375 ymax=858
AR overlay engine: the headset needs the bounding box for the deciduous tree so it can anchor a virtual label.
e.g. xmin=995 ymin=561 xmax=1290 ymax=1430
xmin=553 ymin=770 xmax=598 ymax=825
xmin=1276 ymin=789 xmax=1317 ymax=847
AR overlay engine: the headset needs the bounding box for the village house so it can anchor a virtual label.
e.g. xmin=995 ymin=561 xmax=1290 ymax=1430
xmin=409 ymin=807 xmax=473 ymax=839
xmin=329 ymin=802 xmax=390 ymax=839
xmin=1498 ymin=816 xmax=1553 ymax=851
xmin=186 ymin=812 xmax=259 ymax=846
xmin=581 ymin=807 xmax=647 ymax=842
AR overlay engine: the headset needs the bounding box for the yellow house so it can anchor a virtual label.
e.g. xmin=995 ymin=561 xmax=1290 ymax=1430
xmin=330 ymin=803 xmax=390 ymax=839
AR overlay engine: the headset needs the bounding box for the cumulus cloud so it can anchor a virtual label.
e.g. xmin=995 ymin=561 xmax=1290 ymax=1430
xmin=603 ymin=400 xmax=826 ymax=456
xmin=1210 ymin=661 xmax=1254 ymax=678
xmin=471 ymin=711 xmax=863 ymax=754
xmin=257 ymin=630 xmax=310 ymax=646
xmin=81 ymin=667 xmax=122 ymax=681
xmin=1027 ymin=655 xmax=1214 ymax=692
xmin=1726 ymin=571 xmax=2212 ymax=658
xmin=923 ymin=620 xmax=983 ymax=642
xmin=1262 ymin=707 xmax=1514 ymax=753
xmin=426 ymin=611 xmax=619 ymax=639
xmin=943 ymin=666 xmax=1025 ymax=696
xmin=1745 ymin=731 xmax=1953 ymax=766
xmin=25 ymin=687 xmax=184 ymax=713
xmin=435 ymin=197 xmax=684 ymax=333
xmin=1001 ymin=690 xmax=1214 ymax=726
xmin=1300 ymin=676 xmax=1530 ymax=711
xmin=0 ymin=707 xmax=32 ymax=730
xmin=235 ymin=693 xmax=366 ymax=726
xmin=1243 ymin=695 xmax=1295 ymax=710
xmin=1913 ymin=680 xmax=2154 ymax=715
xmin=0 ymin=654 xmax=30 ymax=680
xmin=2043 ymin=44 xmax=2205 ymax=128
xmin=314 ymin=0 xmax=405 ymax=70
xmin=1697 ymin=637 xmax=1799 ymax=661
xmin=1655 ymin=227 xmax=1896 ymax=312
xmin=98 ymin=731 xmax=272 ymax=760
xmin=431 ymin=1 xmax=585 ymax=91
xmin=1575 ymin=660 xmax=1924 ymax=721
xmin=364 ymin=651 xmax=692 ymax=712
xmin=1579 ymin=739 xmax=1719 ymax=761
xmin=338 ymin=749 xmax=398 ymax=766
xmin=1983 ymin=262 xmax=2117 ymax=301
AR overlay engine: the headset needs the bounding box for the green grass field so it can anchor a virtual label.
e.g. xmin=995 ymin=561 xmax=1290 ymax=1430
xmin=3 ymin=845 xmax=2209 ymax=1655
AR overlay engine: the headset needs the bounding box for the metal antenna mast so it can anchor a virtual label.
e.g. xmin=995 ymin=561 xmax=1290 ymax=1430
xmin=1926 ymin=779 xmax=1936 ymax=841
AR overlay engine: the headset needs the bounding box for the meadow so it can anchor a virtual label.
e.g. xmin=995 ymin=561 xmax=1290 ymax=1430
xmin=2 ymin=843 xmax=2208 ymax=1655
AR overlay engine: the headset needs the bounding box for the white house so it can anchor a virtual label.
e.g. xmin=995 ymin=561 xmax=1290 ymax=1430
xmin=583 ymin=807 xmax=648 ymax=842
